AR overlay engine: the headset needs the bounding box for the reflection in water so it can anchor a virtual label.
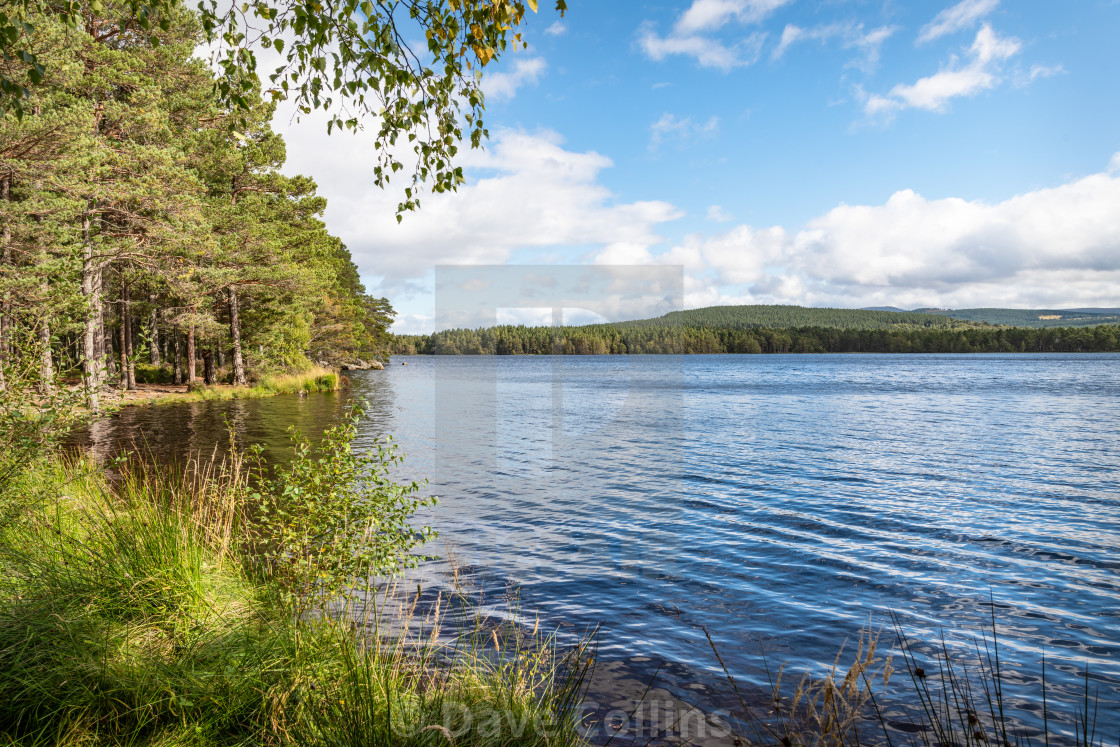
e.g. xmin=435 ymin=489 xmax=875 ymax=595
xmin=74 ymin=388 xmax=394 ymax=466
xmin=69 ymin=354 xmax=1120 ymax=738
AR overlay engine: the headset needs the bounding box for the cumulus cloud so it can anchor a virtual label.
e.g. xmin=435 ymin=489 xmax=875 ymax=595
xmin=784 ymin=170 xmax=1120 ymax=306
xmin=543 ymin=21 xmax=566 ymax=36
xmin=773 ymin=22 xmax=897 ymax=72
xmin=592 ymin=154 xmax=1120 ymax=310
xmin=638 ymin=24 xmax=766 ymax=71
xmin=275 ymin=116 xmax=682 ymax=295
xmin=637 ymin=0 xmax=790 ymax=70
xmin=865 ymin=25 xmax=1020 ymax=118
xmin=675 ymin=0 xmax=792 ymax=33
xmin=482 ymin=56 xmax=547 ymax=101
xmin=271 ymin=95 xmax=1117 ymax=325
xmin=649 ymin=113 xmax=720 ymax=149
xmin=918 ymin=0 xmax=999 ymax=45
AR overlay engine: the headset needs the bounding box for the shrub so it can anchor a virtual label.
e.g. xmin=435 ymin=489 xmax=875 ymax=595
xmin=245 ymin=403 xmax=436 ymax=615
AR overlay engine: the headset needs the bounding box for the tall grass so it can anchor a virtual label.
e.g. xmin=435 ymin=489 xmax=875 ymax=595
xmin=256 ymin=367 xmax=339 ymax=395
xmin=134 ymin=366 xmax=340 ymax=407
xmin=692 ymin=614 xmax=1113 ymax=747
xmin=299 ymin=593 xmax=595 ymax=746
xmin=0 ymin=453 xmax=592 ymax=746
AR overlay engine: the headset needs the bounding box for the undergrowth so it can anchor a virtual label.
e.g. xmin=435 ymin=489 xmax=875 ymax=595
xmin=0 ymin=425 xmax=591 ymax=746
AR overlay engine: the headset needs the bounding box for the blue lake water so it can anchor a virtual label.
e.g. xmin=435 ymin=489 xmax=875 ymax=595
xmin=77 ymin=354 xmax=1120 ymax=737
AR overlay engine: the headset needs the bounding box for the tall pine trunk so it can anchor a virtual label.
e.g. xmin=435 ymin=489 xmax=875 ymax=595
xmin=174 ymin=332 xmax=182 ymax=384
xmin=103 ymin=307 xmax=116 ymax=381
xmin=80 ymin=203 xmax=101 ymax=411
xmin=228 ymin=285 xmax=247 ymax=386
xmin=148 ymin=294 xmax=160 ymax=365
xmin=202 ymin=349 xmax=215 ymax=385
xmin=94 ymin=279 xmax=106 ymax=387
xmin=125 ymin=299 xmax=136 ymax=390
xmin=118 ymin=297 xmax=128 ymax=389
xmin=187 ymin=318 xmax=196 ymax=383
xmin=118 ymin=278 xmax=137 ymax=390
xmin=38 ymin=308 xmax=53 ymax=394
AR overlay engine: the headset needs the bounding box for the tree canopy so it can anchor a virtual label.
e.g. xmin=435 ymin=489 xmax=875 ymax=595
xmin=0 ymin=0 xmax=402 ymax=410
xmin=3 ymin=0 xmax=565 ymax=213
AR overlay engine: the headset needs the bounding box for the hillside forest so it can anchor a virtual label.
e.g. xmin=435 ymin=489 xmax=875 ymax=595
xmin=0 ymin=1 xmax=394 ymax=411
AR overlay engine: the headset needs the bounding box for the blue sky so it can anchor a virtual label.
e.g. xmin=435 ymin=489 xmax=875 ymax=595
xmin=277 ymin=0 xmax=1120 ymax=332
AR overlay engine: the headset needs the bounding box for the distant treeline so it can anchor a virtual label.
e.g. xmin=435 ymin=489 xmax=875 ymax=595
xmin=391 ymin=324 xmax=1120 ymax=355
xmin=614 ymin=305 xmax=971 ymax=331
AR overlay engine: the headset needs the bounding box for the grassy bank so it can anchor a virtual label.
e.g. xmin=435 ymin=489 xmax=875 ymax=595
xmin=97 ymin=367 xmax=342 ymax=411
xmin=0 ymin=451 xmax=590 ymax=746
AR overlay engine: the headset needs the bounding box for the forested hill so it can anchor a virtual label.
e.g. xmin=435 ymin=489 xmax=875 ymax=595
xmin=610 ymin=305 xmax=970 ymax=331
xmin=608 ymin=304 xmax=1120 ymax=330
xmin=918 ymin=308 xmax=1120 ymax=328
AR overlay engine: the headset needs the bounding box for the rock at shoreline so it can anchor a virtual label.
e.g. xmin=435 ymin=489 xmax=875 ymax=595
xmin=339 ymin=359 xmax=385 ymax=371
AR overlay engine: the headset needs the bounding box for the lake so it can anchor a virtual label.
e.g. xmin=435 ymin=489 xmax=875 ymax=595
xmin=74 ymin=354 xmax=1120 ymax=738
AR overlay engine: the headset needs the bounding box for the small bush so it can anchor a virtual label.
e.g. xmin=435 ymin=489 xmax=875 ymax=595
xmin=134 ymin=364 xmax=173 ymax=385
xmin=246 ymin=404 xmax=436 ymax=615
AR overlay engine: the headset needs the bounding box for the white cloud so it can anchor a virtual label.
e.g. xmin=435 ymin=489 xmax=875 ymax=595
xmin=865 ymin=25 xmax=1020 ymax=118
xmin=276 ymin=119 xmax=682 ymax=294
xmin=781 ymin=168 xmax=1120 ymax=306
xmin=649 ymin=113 xmax=720 ymax=149
xmin=773 ymin=23 xmax=838 ymax=59
xmin=773 ymin=22 xmax=897 ymax=72
xmin=592 ymin=153 xmax=1120 ymax=310
xmin=846 ymin=26 xmax=897 ymax=72
xmin=675 ymin=0 xmax=792 ymax=34
xmin=637 ymin=0 xmax=789 ymax=70
xmin=638 ymin=24 xmax=766 ymax=71
xmin=481 ymin=56 xmax=547 ymax=101
xmin=918 ymin=0 xmax=999 ymax=45
xmin=1028 ymin=63 xmax=1066 ymax=82
xmin=268 ymin=83 xmax=1117 ymax=323
xmin=707 ymin=205 xmax=733 ymax=222
xmin=543 ymin=21 xmax=566 ymax=36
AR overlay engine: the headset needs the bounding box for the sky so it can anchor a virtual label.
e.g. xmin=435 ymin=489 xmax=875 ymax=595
xmin=274 ymin=0 xmax=1120 ymax=333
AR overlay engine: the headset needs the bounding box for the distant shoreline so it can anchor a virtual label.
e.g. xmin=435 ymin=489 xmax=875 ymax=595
xmin=393 ymin=350 xmax=1120 ymax=355
xmin=391 ymin=323 xmax=1120 ymax=356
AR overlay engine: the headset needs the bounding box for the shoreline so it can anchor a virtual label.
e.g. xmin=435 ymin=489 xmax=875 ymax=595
xmin=86 ymin=367 xmax=343 ymax=413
